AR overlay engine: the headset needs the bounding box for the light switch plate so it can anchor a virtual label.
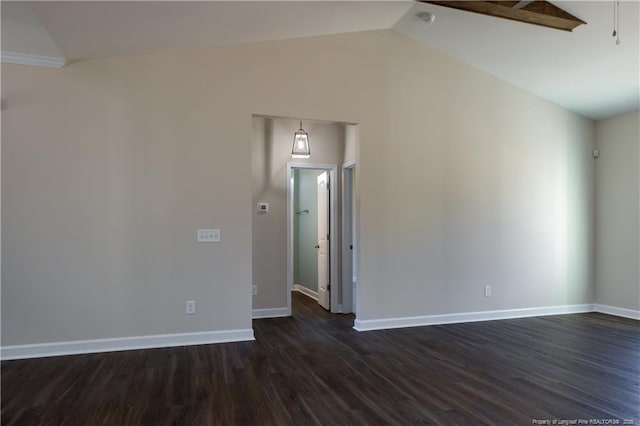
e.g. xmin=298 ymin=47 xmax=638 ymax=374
xmin=197 ymin=229 xmax=221 ymax=242
xmin=257 ymin=202 xmax=269 ymax=213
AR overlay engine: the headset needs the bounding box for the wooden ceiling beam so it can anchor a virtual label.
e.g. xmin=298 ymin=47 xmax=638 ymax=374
xmin=420 ymin=1 xmax=586 ymax=32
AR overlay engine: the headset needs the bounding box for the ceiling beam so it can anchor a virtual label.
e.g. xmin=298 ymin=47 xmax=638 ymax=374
xmin=420 ymin=1 xmax=586 ymax=32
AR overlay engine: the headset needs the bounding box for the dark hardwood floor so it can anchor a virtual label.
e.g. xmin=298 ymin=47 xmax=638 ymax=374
xmin=2 ymin=292 xmax=639 ymax=425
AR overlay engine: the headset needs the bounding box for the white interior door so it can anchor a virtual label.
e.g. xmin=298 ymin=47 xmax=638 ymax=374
xmin=317 ymin=171 xmax=330 ymax=310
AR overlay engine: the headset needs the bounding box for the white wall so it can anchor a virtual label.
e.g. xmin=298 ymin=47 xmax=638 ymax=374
xmin=595 ymin=111 xmax=640 ymax=311
xmin=356 ymin=34 xmax=595 ymax=320
xmin=2 ymin=55 xmax=255 ymax=345
xmin=2 ymin=30 xmax=596 ymax=349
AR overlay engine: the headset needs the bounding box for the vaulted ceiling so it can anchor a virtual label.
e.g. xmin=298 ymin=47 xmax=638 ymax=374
xmin=1 ymin=1 xmax=638 ymax=120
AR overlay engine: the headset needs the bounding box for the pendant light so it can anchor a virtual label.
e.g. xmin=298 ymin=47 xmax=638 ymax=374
xmin=612 ymin=0 xmax=621 ymax=45
xmin=291 ymin=121 xmax=311 ymax=158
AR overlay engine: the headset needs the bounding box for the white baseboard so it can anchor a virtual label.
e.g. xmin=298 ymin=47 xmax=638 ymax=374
xmin=1 ymin=328 xmax=255 ymax=361
xmin=252 ymin=307 xmax=289 ymax=319
xmin=593 ymin=304 xmax=640 ymax=320
xmin=5 ymin=304 xmax=636 ymax=360
xmin=293 ymin=284 xmax=318 ymax=301
xmin=353 ymin=304 xmax=594 ymax=332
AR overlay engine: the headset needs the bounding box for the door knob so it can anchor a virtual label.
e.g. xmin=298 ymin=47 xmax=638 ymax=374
xmin=315 ymin=245 xmax=320 ymax=248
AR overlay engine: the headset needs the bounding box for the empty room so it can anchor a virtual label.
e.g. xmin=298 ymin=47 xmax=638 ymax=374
xmin=1 ymin=1 xmax=638 ymax=425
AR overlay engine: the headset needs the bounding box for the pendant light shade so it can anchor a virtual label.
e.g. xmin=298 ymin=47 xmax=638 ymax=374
xmin=291 ymin=121 xmax=311 ymax=158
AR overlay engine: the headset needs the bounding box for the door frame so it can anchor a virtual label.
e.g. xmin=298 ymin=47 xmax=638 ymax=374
xmin=341 ymin=161 xmax=356 ymax=314
xmin=286 ymin=162 xmax=339 ymax=315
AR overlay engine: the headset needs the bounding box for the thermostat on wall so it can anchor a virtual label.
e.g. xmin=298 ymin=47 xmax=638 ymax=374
xmin=257 ymin=202 xmax=269 ymax=213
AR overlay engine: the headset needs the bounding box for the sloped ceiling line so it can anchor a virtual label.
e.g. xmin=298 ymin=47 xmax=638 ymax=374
xmin=1 ymin=1 xmax=638 ymax=120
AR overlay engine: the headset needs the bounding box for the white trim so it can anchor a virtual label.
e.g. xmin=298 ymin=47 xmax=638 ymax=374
xmin=1 ymin=329 xmax=255 ymax=361
xmin=1 ymin=51 xmax=66 ymax=69
xmin=353 ymin=304 xmax=594 ymax=332
xmin=252 ymin=307 xmax=289 ymax=319
xmin=593 ymin=304 xmax=640 ymax=320
xmin=341 ymin=162 xmax=354 ymax=314
xmin=287 ymin=162 xmax=339 ymax=314
xmin=293 ymin=284 xmax=318 ymax=301
xmin=287 ymin=166 xmax=294 ymax=317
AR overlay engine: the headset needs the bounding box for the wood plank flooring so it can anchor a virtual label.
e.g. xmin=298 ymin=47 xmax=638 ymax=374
xmin=2 ymin=292 xmax=639 ymax=425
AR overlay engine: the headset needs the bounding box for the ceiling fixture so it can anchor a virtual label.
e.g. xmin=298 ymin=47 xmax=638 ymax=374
xmin=612 ymin=0 xmax=620 ymax=45
xmin=416 ymin=11 xmax=436 ymax=24
xmin=291 ymin=121 xmax=311 ymax=159
xmin=420 ymin=1 xmax=586 ymax=32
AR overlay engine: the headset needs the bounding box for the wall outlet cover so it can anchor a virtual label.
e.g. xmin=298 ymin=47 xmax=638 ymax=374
xmin=197 ymin=229 xmax=221 ymax=242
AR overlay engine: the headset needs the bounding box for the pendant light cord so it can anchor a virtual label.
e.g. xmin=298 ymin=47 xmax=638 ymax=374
xmin=613 ymin=0 xmax=621 ymax=45
xmin=616 ymin=1 xmax=620 ymax=44
xmin=612 ymin=0 xmax=616 ymax=36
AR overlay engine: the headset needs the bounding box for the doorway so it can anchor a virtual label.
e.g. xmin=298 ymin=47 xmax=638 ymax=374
xmin=287 ymin=163 xmax=338 ymax=314
xmin=251 ymin=116 xmax=358 ymax=322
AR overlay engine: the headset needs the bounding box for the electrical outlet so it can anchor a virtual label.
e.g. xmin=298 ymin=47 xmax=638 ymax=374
xmin=484 ymin=285 xmax=492 ymax=297
xmin=185 ymin=300 xmax=196 ymax=314
xmin=252 ymin=285 xmax=258 ymax=296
